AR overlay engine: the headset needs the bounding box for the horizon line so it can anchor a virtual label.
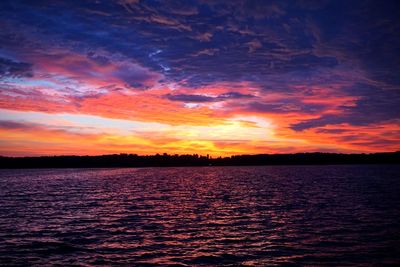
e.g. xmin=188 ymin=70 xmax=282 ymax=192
xmin=1 ymin=151 xmax=399 ymax=159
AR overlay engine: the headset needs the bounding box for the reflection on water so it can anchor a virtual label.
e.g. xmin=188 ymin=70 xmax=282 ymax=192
xmin=0 ymin=165 xmax=399 ymax=265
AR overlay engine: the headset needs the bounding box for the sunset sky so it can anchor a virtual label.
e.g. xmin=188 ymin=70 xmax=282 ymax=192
xmin=0 ymin=0 xmax=399 ymax=156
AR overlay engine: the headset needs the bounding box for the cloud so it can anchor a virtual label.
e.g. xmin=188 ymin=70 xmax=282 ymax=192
xmin=192 ymin=48 xmax=219 ymax=57
xmin=112 ymin=62 xmax=162 ymax=89
xmin=165 ymin=92 xmax=255 ymax=103
xmin=193 ymin=32 xmax=213 ymax=42
xmin=165 ymin=94 xmax=215 ymax=103
xmin=245 ymin=100 xmax=327 ymax=115
xmin=0 ymin=57 xmax=33 ymax=79
xmin=0 ymin=120 xmax=33 ymax=130
xmin=246 ymin=39 xmax=262 ymax=53
xmin=0 ymin=119 xmax=96 ymax=135
xmin=86 ymin=52 xmax=111 ymax=66
xmin=291 ymin=83 xmax=400 ymax=131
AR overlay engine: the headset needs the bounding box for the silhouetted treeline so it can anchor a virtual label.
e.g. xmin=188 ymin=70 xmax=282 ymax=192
xmin=0 ymin=152 xmax=399 ymax=168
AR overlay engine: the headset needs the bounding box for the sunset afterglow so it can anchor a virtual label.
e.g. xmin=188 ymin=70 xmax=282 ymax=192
xmin=0 ymin=0 xmax=399 ymax=156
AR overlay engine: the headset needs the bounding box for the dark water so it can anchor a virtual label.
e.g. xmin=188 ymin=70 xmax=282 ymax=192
xmin=0 ymin=166 xmax=399 ymax=266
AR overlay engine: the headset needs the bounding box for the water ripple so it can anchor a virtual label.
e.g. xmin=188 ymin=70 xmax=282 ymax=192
xmin=1 ymin=165 xmax=399 ymax=265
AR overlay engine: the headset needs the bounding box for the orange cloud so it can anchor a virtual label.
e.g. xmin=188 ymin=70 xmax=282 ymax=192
xmin=1 ymin=51 xmax=399 ymax=156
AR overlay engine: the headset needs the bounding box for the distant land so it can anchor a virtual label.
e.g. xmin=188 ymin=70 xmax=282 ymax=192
xmin=0 ymin=152 xmax=399 ymax=168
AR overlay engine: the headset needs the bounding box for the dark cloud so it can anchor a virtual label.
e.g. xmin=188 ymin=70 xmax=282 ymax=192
xmin=165 ymin=94 xmax=215 ymax=103
xmin=0 ymin=120 xmax=32 ymax=130
xmin=291 ymin=84 xmax=400 ymax=131
xmin=0 ymin=57 xmax=33 ymax=79
xmin=0 ymin=0 xmax=341 ymax=83
xmin=165 ymin=92 xmax=255 ymax=102
xmin=0 ymin=119 xmax=99 ymax=135
xmin=86 ymin=52 xmax=110 ymax=66
xmin=111 ymin=63 xmax=161 ymax=89
xmin=244 ymin=100 xmax=327 ymax=114
xmin=315 ymin=128 xmax=349 ymax=134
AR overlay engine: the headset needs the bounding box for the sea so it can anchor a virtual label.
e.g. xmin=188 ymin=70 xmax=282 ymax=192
xmin=0 ymin=165 xmax=399 ymax=266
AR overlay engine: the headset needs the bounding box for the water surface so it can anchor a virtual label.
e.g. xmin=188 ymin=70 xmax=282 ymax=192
xmin=1 ymin=165 xmax=399 ymax=266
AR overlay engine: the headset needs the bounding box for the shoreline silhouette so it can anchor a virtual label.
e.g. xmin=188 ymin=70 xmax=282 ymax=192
xmin=0 ymin=152 xmax=399 ymax=168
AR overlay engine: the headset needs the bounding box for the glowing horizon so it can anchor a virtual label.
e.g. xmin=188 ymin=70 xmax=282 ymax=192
xmin=0 ymin=0 xmax=399 ymax=156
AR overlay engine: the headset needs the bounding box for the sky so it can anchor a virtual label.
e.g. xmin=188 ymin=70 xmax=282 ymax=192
xmin=0 ymin=0 xmax=399 ymax=156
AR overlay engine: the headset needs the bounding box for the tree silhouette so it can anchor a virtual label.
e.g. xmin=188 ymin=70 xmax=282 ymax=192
xmin=0 ymin=152 xmax=399 ymax=168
